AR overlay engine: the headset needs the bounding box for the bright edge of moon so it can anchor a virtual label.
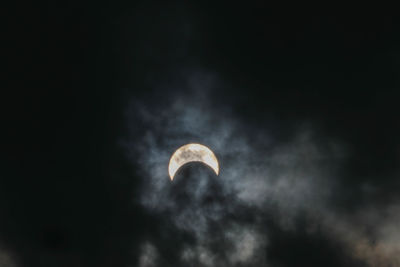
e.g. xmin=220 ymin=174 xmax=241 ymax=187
xmin=168 ymin=143 xmax=219 ymax=180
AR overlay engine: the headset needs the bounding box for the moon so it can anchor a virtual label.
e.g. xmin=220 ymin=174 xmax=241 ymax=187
xmin=168 ymin=143 xmax=219 ymax=180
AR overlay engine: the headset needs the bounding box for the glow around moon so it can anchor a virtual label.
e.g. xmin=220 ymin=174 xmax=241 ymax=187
xmin=168 ymin=143 xmax=219 ymax=180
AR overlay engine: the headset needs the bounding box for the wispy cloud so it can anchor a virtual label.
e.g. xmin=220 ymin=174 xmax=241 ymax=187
xmin=123 ymin=70 xmax=399 ymax=267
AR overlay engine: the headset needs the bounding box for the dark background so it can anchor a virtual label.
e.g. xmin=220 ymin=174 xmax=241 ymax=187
xmin=3 ymin=2 xmax=399 ymax=266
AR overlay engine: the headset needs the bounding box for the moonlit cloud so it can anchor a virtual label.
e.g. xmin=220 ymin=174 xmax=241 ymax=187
xmin=123 ymin=70 xmax=400 ymax=267
xmin=324 ymin=203 xmax=400 ymax=267
xmin=138 ymin=243 xmax=158 ymax=267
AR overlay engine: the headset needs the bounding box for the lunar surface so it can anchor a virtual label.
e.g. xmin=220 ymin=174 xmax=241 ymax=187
xmin=168 ymin=143 xmax=219 ymax=180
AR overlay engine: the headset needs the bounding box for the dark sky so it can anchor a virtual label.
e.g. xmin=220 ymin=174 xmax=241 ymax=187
xmin=3 ymin=2 xmax=400 ymax=267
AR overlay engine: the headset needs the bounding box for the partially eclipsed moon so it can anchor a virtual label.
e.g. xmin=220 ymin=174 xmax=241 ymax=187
xmin=168 ymin=143 xmax=219 ymax=180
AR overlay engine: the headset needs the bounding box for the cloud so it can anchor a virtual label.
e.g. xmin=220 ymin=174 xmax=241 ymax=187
xmin=320 ymin=203 xmax=400 ymax=267
xmin=138 ymin=242 xmax=158 ymax=267
xmin=0 ymin=249 xmax=16 ymax=267
xmin=123 ymin=70 xmax=400 ymax=267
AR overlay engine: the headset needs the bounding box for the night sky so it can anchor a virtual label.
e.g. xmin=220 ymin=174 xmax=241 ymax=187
xmin=3 ymin=2 xmax=400 ymax=267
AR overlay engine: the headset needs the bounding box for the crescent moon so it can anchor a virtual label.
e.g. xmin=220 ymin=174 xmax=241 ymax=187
xmin=168 ymin=143 xmax=219 ymax=180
